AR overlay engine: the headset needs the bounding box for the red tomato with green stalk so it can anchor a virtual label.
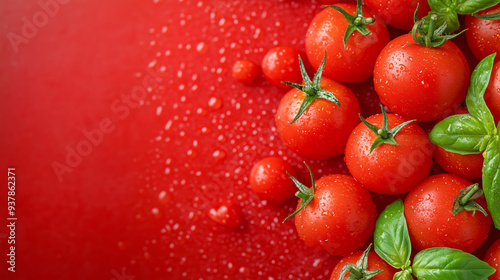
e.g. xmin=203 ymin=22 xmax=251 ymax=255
xmin=404 ymin=174 xmax=491 ymax=253
xmin=373 ymin=13 xmax=470 ymax=121
xmin=275 ymin=54 xmax=361 ymax=159
xmin=344 ymin=105 xmax=433 ymax=194
xmin=306 ymin=0 xmax=390 ymax=84
xmin=330 ymin=244 xmax=397 ymax=280
xmin=284 ymin=163 xmax=377 ymax=256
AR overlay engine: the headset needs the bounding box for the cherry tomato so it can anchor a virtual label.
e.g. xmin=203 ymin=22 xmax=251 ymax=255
xmin=305 ymin=4 xmax=390 ymax=84
xmin=330 ymin=248 xmax=397 ymax=279
xmin=404 ymin=174 xmax=491 ymax=253
xmin=275 ymin=77 xmax=361 ymax=159
xmin=433 ymin=107 xmax=484 ymax=180
xmin=232 ymin=60 xmax=260 ymax=83
xmin=484 ymin=238 xmax=500 ymax=280
xmin=363 ymin=0 xmax=430 ymax=30
xmin=262 ymin=46 xmax=303 ymax=88
xmin=249 ymin=157 xmax=298 ymax=204
xmin=293 ymin=173 xmax=377 ymax=256
xmin=374 ymin=33 xmax=470 ymax=122
xmin=485 ymin=60 xmax=500 ymax=124
xmin=345 ymin=112 xmax=433 ymax=194
xmin=465 ymin=4 xmax=500 ymax=62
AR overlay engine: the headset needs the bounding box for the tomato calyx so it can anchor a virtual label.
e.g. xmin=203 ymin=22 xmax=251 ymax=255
xmin=359 ymin=105 xmax=415 ymax=153
xmin=282 ymin=53 xmax=340 ymax=124
xmin=282 ymin=162 xmax=315 ymax=223
xmin=337 ymin=244 xmax=383 ymax=280
xmin=472 ymin=12 xmax=500 ymax=20
xmin=452 ymin=183 xmax=488 ymax=217
xmin=411 ymin=6 xmax=464 ymax=48
xmin=326 ymin=0 xmax=374 ymax=48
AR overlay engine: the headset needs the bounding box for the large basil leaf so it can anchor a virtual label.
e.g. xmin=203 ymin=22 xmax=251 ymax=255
xmin=373 ymin=200 xmax=411 ymax=269
xmin=466 ymin=53 xmax=497 ymax=134
xmin=457 ymin=0 xmax=500 ymax=14
xmin=483 ymin=136 xmax=500 ymax=229
xmin=413 ymin=247 xmax=495 ymax=279
xmin=429 ymin=114 xmax=489 ymax=154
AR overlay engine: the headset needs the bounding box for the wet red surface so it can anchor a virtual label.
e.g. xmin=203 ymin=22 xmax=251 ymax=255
xmin=1 ymin=1 xmax=498 ymax=279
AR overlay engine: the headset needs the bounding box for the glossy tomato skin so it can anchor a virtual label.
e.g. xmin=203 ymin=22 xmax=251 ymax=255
xmin=465 ymin=4 xmax=500 ymax=62
xmin=249 ymin=157 xmax=298 ymax=204
xmin=374 ymin=33 xmax=470 ymax=122
xmin=275 ymin=77 xmax=361 ymax=159
xmin=345 ymin=114 xmax=433 ymax=194
xmin=485 ymin=60 xmax=500 ymax=124
xmin=484 ymin=238 xmax=500 ymax=280
xmin=330 ymin=250 xmax=397 ymax=280
xmin=232 ymin=60 xmax=260 ymax=83
xmin=306 ymin=4 xmax=390 ymax=84
xmin=404 ymin=174 xmax=491 ymax=253
xmin=294 ymin=174 xmax=377 ymax=256
xmin=363 ymin=0 xmax=430 ymax=30
xmin=262 ymin=46 xmax=303 ymax=88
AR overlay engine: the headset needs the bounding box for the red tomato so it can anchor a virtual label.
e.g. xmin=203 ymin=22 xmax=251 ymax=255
xmin=484 ymin=238 xmax=500 ymax=280
xmin=293 ymin=174 xmax=377 ymax=256
xmin=345 ymin=113 xmax=433 ymax=194
xmin=275 ymin=77 xmax=361 ymax=159
xmin=434 ymin=146 xmax=484 ymax=179
xmin=374 ymin=33 xmax=470 ymax=121
xmin=485 ymin=60 xmax=500 ymax=124
xmin=262 ymin=46 xmax=303 ymax=88
xmin=330 ymin=249 xmax=397 ymax=279
xmin=363 ymin=0 xmax=430 ymax=30
xmin=465 ymin=4 xmax=500 ymax=62
xmin=404 ymin=174 xmax=491 ymax=253
xmin=249 ymin=157 xmax=298 ymax=204
xmin=232 ymin=60 xmax=260 ymax=83
xmin=306 ymin=4 xmax=390 ymax=83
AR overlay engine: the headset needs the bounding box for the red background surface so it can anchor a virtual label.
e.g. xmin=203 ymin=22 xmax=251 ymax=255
xmin=1 ymin=1 xmax=498 ymax=279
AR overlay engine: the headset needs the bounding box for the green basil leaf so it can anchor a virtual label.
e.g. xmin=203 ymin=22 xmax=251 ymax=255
xmin=394 ymin=269 xmax=413 ymax=280
xmin=457 ymin=0 xmax=500 ymax=14
xmin=374 ymin=200 xmax=411 ymax=269
xmin=483 ymin=136 xmax=500 ymax=229
xmin=413 ymin=247 xmax=496 ymax=279
xmin=428 ymin=0 xmax=456 ymax=12
xmin=466 ymin=53 xmax=497 ymax=134
xmin=429 ymin=114 xmax=489 ymax=154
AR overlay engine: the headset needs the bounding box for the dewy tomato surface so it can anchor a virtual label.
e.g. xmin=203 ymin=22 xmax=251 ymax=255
xmin=0 ymin=0 xmax=351 ymax=279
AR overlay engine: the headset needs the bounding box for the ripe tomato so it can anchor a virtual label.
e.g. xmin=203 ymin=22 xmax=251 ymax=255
xmin=363 ymin=0 xmax=430 ymax=30
xmin=373 ymin=33 xmax=470 ymax=122
xmin=262 ymin=46 xmax=303 ymax=88
xmin=345 ymin=110 xmax=433 ymax=194
xmin=465 ymin=4 xmax=500 ymax=62
xmin=484 ymin=238 xmax=500 ymax=280
xmin=305 ymin=4 xmax=390 ymax=84
xmin=485 ymin=60 xmax=500 ymax=124
xmin=275 ymin=77 xmax=361 ymax=159
xmin=404 ymin=174 xmax=491 ymax=253
xmin=249 ymin=157 xmax=298 ymax=204
xmin=292 ymin=173 xmax=377 ymax=256
xmin=330 ymin=247 xmax=397 ymax=280
xmin=232 ymin=60 xmax=260 ymax=83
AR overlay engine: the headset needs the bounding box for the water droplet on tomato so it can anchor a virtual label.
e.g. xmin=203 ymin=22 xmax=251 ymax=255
xmin=213 ymin=149 xmax=226 ymax=160
xmin=208 ymin=97 xmax=222 ymax=110
xmin=388 ymin=63 xmax=394 ymax=69
xmin=159 ymin=190 xmax=171 ymax=204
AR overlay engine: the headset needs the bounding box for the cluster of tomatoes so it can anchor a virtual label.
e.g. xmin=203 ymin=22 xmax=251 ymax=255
xmin=232 ymin=0 xmax=500 ymax=279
